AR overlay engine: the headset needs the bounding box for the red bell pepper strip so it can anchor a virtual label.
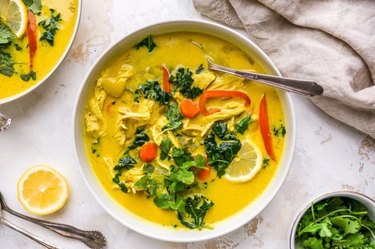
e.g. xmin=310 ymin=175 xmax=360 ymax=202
xmin=259 ymin=94 xmax=276 ymax=160
xmin=160 ymin=65 xmax=171 ymax=93
xmin=199 ymin=90 xmax=251 ymax=115
xmin=197 ymin=165 xmax=211 ymax=181
xmin=26 ymin=11 xmax=37 ymax=70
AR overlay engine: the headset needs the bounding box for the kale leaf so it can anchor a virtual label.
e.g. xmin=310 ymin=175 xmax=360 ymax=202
xmin=135 ymin=80 xmax=172 ymax=105
xmin=39 ymin=9 xmax=62 ymax=46
xmin=177 ymin=194 xmax=214 ymax=229
xmin=114 ymin=154 xmax=137 ymax=171
xmin=212 ymin=121 xmax=237 ymax=140
xmin=203 ymin=132 xmax=241 ymax=177
xmin=135 ymin=35 xmax=156 ymax=53
xmin=169 ymin=67 xmax=203 ymax=99
xmin=127 ymin=128 xmax=149 ymax=150
xmin=235 ymin=115 xmax=252 ymax=134
xmin=195 ymin=64 xmax=205 ymax=74
xmin=162 ymin=102 xmax=183 ymax=131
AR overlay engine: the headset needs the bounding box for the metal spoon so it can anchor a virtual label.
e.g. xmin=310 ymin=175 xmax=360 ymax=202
xmin=0 ymin=113 xmax=11 ymax=132
xmin=207 ymin=57 xmax=324 ymax=96
xmin=0 ymin=192 xmax=107 ymax=249
xmin=0 ymin=198 xmax=61 ymax=248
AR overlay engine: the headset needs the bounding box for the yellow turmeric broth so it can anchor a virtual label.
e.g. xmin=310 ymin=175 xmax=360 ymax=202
xmin=83 ymin=33 xmax=286 ymax=229
xmin=0 ymin=0 xmax=78 ymax=100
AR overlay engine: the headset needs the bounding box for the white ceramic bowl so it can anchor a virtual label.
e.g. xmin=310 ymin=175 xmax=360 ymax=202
xmin=73 ymin=20 xmax=296 ymax=242
xmin=0 ymin=1 xmax=82 ymax=104
xmin=289 ymin=191 xmax=375 ymax=249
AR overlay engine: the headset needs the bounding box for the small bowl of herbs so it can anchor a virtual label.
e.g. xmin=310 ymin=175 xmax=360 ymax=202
xmin=290 ymin=191 xmax=375 ymax=249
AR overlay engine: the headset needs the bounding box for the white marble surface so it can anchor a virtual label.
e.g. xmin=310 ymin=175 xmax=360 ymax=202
xmin=0 ymin=0 xmax=374 ymax=248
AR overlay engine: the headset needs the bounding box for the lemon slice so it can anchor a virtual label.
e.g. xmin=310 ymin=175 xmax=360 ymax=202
xmin=0 ymin=0 xmax=28 ymax=38
xmin=17 ymin=165 xmax=69 ymax=215
xmin=224 ymin=139 xmax=263 ymax=182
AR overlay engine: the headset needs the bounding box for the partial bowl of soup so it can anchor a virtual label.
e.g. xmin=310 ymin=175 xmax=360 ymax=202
xmin=0 ymin=0 xmax=81 ymax=104
xmin=74 ymin=20 xmax=296 ymax=242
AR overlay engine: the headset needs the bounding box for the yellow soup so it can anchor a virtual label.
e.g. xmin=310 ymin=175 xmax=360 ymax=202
xmin=83 ymin=33 xmax=286 ymax=229
xmin=0 ymin=0 xmax=78 ymax=100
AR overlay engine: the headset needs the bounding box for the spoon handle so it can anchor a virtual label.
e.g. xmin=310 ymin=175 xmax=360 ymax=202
xmin=1 ymin=218 xmax=60 ymax=249
xmin=0 ymin=193 xmax=106 ymax=248
xmin=208 ymin=59 xmax=324 ymax=96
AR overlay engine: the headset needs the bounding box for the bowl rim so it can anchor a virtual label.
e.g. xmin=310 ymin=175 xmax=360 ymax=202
xmin=73 ymin=19 xmax=296 ymax=242
xmin=289 ymin=190 xmax=375 ymax=249
xmin=0 ymin=0 xmax=82 ymax=105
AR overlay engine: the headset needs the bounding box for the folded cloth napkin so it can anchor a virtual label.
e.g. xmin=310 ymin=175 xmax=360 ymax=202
xmin=193 ymin=0 xmax=375 ymax=138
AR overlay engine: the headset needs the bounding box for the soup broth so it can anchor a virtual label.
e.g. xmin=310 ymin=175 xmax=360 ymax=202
xmin=0 ymin=0 xmax=79 ymax=100
xmin=83 ymin=32 xmax=286 ymax=229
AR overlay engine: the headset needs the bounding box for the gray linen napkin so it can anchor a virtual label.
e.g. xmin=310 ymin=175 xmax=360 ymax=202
xmin=193 ymin=0 xmax=375 ymax=138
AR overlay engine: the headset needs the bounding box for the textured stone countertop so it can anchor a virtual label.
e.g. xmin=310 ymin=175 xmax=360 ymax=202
xmin=0 ymin=0 xmax=374 ymax=248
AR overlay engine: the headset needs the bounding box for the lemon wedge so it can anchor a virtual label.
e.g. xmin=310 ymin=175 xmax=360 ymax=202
xmin=224 ymin=139 xmax=263 ymax=182
xmin=0 ymin=0 xmax=28 ymax=38
xmin=17 ymin=165 xmax=69 ymax=215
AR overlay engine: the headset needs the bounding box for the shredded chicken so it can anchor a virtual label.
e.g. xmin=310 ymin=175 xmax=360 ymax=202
xmin=85 ymin=86 xmax=107 ymax=137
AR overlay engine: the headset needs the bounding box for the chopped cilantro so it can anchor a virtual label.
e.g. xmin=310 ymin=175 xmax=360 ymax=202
xmin=0 ymin=22 xmax=16 ymax=45
xmin=262 ymin=157 xmax=270 ymax=168
xmin=273 ymin=121 xmax=286 ymax=137
xmin=160 ymin=137 xmax=172 ymax=160
xmin=162 ymin=102 xmax=183 ymax=131
xmin=195 ymin=64 xmax=205 ymax=74
xmin=296 ymin=197 xmax=375 ymax=249
xmin=39 ymin=9 xmax=62 ymax=46
xmin=20 ymin=71 xmax=37 ymax=82
xmin=22 ymin=0 xmax=42 ymax=14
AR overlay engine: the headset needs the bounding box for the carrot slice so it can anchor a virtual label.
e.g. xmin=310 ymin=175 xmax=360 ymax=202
xmin=180 ymin=99 xmax=200 ymax=118
xmin=259 ymin=94 xmax=276 ymax=160
xmin=139 ymin=142 xmax=158 ymax=162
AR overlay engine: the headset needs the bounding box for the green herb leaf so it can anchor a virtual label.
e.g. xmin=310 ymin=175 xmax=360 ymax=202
xmin=135 ymin=35 xmax=156 ymax=53
xmin=262 ymin=157 xmax=270 ymax=168
xmin=20 ymin=71 xmax=37 ymax=82
xmin=160 ymin=137 xmax=172 ymax=160
xmin=163 ymin=102 xmax=183 ymax=131
xmin=235 ymin=115 xmax=252 ymax=134
xmin=22 ymin=0 xmax=42 ymax=14
xmin=0 ymin=51 xmax=15 ymax=77
xmin=127 ymin=128 xmax=149 ymax=150
xmin=303 ymin=237 xmax=323 ymax=249
xmin=169 ymin=67 xmax=203 ymax=99
xmin=114 ymin=155 xmax=137 ymax=171
xmin=39 ymin=9 xmax=62 ymax=46
xmin=203 ymin=132 xmax=241 ymax=177
xmin=0 ymin=21 xmax=16 ymax=45
xmin=273 ymin=121 xmax=286 ymax=137
xmin=195 ymin=64 xmax=205 ymax=74
xmin=171 ymin=148 xmax=194 ymax=167
xmin=177 ymin=194 xmax=214 ymax=229
xmin=136 ymin=80 xmax=172 ymax=105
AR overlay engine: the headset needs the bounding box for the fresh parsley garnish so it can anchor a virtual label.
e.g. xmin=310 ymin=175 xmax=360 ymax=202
xmin=296 ymin=197 xmax=375 ymax=249
xmin=262 ymin=157 xmax=270 ymax=168
xmin=39 ymin=9 xmax=62 ymax=46
xmin=169 ymin=67 xmax=203 ymax=99
xmin=135 ymin=35 xmax=156 ymax=53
